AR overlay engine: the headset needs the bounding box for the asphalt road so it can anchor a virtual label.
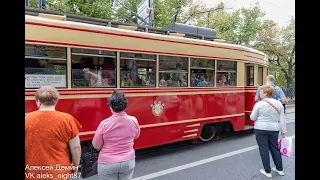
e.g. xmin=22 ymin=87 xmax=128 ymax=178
xmin=72 ymin=107 xmax=295 ymax=180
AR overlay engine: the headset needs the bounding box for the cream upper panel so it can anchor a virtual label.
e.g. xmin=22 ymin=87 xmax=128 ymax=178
xmin=25 ymin=15 xmax=267 ymax=67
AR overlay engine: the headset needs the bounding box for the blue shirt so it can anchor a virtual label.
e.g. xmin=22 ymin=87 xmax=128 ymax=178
xmin=256 ymin=83 xmax=286 ymax=104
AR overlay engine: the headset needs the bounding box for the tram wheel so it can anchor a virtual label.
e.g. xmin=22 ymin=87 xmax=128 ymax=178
xmin=199 ymin=124 xmax=218 ymax=142
xmin=223 ymin=122 xmax=234 ymax=134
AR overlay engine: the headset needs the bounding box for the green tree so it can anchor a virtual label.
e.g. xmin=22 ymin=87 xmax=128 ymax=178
xmin=195 ymin=2 xmax=240 ymax=41
xmin=29 ymin=0 xmax=115 ymax=20
xmin=235 ymin=2 xmax=265 ymax=46
xmin=255 ymin=17 xmax=295 ymax=88
xmin=113 ymin=0 xmax=141 ymax=24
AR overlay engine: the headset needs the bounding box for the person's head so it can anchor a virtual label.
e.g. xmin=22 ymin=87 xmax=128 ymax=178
xmin=35 ymin=86 xmax=59 ymax=109
xmin=266 ymin=75 xmax=275 ymax=84
xmin=260 ymin=85 xmax=274 ymax=99
xmin=191 ymin=76 xmax=197 ymax=85
xmin=82 ymin=67 xmax=93 ymax=80
xmin=176 ymin=63 xmax=182 ymax=70
xmin=103 ymin=57 xmax=114 ymax=67
xmin=83 ymin=57 xmax=95 ymax=70
xmin=38 ymin=59 xmax=49 ymax=66
xmin=107 ymin=90 xmax=128 ymax=113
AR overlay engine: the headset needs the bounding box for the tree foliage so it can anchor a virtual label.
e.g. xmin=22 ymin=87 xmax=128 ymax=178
xmin=26 ymin=0 xmax=294 ymax=88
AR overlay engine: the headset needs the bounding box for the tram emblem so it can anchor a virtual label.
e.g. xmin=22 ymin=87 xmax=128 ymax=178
xmin=151 ymin=101 xmax=164 ymax=116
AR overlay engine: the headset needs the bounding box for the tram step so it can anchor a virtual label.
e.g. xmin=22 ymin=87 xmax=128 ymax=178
xmin=244 ymin=125 xmax=254 ymax=130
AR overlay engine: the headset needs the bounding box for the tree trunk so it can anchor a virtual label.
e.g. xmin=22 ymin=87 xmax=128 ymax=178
xmin=285 ymin=66 xmax=293 ymax=88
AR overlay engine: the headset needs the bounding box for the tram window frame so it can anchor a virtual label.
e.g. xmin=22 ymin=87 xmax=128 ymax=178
xmin=25 ymin=44 xmax=68 ymax=89
xmin=159 ymin=55 xmax=188 ymax=87
xmin=258 ymin=67 xmax=263 ymax=86
xmin=120 ymin=52 xmax=156 ymax=88
xmin=247 ymin=66 xmax=254 ymax=86
xmin=216 ymin=60 xmax=237 ymax=87
xmin=71 ymin=48 xmax=117 ymax=88
xmin=190 ymin=58 xmax=215 ymax=87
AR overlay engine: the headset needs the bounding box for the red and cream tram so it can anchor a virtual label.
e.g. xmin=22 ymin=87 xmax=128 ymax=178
xmin=25 ymin=8 xmax=267 ymax=152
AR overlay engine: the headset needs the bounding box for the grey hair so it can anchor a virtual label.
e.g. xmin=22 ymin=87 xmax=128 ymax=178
xmin=266 ymin=75 xmax=275 ymax=82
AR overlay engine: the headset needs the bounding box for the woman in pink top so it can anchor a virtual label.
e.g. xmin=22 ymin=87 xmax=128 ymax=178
xmin=92 ymin=90 xmax=140 ymax=180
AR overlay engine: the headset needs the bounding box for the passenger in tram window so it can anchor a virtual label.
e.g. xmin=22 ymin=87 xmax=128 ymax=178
xmin=37 ymin=58 xmax=56 ymax=74
xmin=173 ymin=63 xmax=184 ymax=83
xmin=25 ymin=58 xmax=41 ymax=74
xmin=159 ymin=76 xmax=168 ymax=87
xmin=83 ymin=66 xmax=104 ymax=87
xmin=190 ymin=74 xmax=199 ymax=87
xmin=217 ymin=74 xmax=227 ymax=86
xmin=102 ymin=57 xmax=115 ymax=85
xmin=125 ymin=59 xmax=138 ymax=84
xmin=82 ymin=57 xmax=95 ymax=70
xmin=197 ymin=75 xmax=208 ymax=86
xmin=121 ymin=73 xmax=134 ymax=87
xmin=159 ymin=73 xmax=172 ymax=86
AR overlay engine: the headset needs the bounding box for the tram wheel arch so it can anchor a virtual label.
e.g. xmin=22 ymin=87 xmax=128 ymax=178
xmin=199 ymin=121 xmax=234 ymax=142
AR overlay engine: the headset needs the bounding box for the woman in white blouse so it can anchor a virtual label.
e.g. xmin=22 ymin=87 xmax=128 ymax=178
xmin=250 ymin=85 xmax=287 ymax=178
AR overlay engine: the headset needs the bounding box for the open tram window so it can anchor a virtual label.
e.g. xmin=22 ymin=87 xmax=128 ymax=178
xmin=190 ymin=58 xmax=215 ymax=87
xmin=159 ymin=56 xmax=188 ymax=87
xmin=25 ymin=44 xmax=67 ymax=89
xmin=120 ymin=52 xmax=156 ymax=88
xmin=216 ymin=61 xmax=237 ymax=86
xmin=71 ymin=48 xmax=116 ymax=88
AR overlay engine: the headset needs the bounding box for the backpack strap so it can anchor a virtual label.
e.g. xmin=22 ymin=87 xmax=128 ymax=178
xmin=263 ymin=99 xmax=280 ymax=114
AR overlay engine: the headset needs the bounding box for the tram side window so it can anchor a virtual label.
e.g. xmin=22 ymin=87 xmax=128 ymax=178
xmin=159 ymin=56 xmax=188 ymax=87
xmin=216 ymin=61 xmax=237 ymax=86
xmin=25 ymin=44 xmax=67 ymax=89
xmin=247 ymin=66 xmax=254 ymax=86
xmin=71 ymin=48 xmax=116 ymax=88
xmin=120 ymin=52 xmax=156 ymax=87
xmin=190 ymin=58 xmax=215 ymax=87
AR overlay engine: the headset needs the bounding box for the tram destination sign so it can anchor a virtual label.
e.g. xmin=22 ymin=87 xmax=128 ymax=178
xmin=25 ymin=74 xmax=66 ymax=88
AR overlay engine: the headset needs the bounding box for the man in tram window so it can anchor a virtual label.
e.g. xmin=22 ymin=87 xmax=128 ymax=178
xmin=125 ymin=59 xmax=138 ymax=85
xmin=25 ymin=58 xmax=40 ymax=74
xmin=37 ymin=58 xmax=55 ymax=74
xmin=173 ymin=63 xmax=186 ymax=86
xmin=255 ymin=75 xmax=288 ymax=112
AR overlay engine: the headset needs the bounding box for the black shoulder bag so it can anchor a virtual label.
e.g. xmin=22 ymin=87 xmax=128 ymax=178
xmin=80 ymin=144 xmax=99 ymax=178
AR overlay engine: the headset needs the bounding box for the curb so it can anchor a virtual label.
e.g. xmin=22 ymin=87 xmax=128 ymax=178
xmin=287 ymin=104 xmax=295 ymax=108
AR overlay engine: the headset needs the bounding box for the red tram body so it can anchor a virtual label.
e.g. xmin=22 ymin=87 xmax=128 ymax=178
xmin=25 ymin=8 xmax=266 ymax=151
